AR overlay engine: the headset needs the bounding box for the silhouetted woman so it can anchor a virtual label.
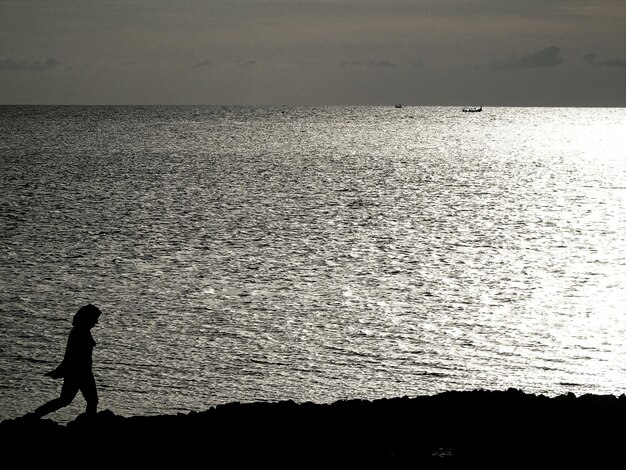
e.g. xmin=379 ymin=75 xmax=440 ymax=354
xmin=33 ymin=304 xmax=102 ymax=418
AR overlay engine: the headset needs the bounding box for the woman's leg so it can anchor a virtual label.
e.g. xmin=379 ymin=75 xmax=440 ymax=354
xmin=33 ymin=379 xmax=80 ymax=418
xmin=80 ymin=373 xmax=99 ymax=415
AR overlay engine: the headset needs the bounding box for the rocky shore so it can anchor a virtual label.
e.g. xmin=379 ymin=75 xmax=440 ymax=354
xmin=3 ymin=388 xmax=626 ymax=467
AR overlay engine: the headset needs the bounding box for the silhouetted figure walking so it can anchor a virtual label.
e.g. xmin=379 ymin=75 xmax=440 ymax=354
xmin=32 ymin=304 xmax=102 ymax=419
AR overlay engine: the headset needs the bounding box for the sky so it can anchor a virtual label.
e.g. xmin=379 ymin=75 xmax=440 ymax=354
xmin=1 ymin=0 xmax=624 ymax=106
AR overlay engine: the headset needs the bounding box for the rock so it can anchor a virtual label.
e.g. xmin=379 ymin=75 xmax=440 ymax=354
xmin=2 ymin=389 xmax=626 ymax=467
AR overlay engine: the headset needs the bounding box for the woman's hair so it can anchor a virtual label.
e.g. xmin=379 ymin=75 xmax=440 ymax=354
xmin=72 ymin=304 xmax=102 ymax=327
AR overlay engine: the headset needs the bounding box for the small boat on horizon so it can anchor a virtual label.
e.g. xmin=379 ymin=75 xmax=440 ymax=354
xmin=462 ymin=106 xmax=482 ymax=112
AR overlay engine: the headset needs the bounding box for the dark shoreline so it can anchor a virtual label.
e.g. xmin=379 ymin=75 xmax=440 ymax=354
xmin=3 ymin=388 xmax=626 ymax=467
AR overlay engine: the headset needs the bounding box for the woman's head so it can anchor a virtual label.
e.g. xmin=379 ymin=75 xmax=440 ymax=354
xmin=72 ymin=304 xmax=102 ymax=328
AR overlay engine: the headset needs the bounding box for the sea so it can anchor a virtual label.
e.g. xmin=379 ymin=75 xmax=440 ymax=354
xmin=1 ymin=105 xmax=625 ymax=424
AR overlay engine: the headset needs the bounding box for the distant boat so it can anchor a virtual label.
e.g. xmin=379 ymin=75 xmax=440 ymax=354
xmin=395 ymin=104 xmax=403 ymax=108
xmin=462 ymin=106 xmax=482 ymax=112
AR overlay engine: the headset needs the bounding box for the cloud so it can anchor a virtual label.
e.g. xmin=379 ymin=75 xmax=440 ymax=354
xmin=487 ymin=46 xmax=563 ymax=70
xmin=583 ymin=52 xmax=598 ymax=63
xmin=338 ymin=59 xmax=362 ymax=67
xmin=290 ymin=60 xmax=319 ymax=67
xmin=517 ymin=46 xmax=562 ymax=67
xmin=584 ymin=53 xmax=626 ymax=68
xmin=366 ymin=59 xmax=396 ymax=68
xmin=194 ymin=59 xmax=213 ymax=68
xmin=0 ymin=58 xmax=63 ymax=72
xmin=338 ymin=59 xmax=397 ymax=68
xmin=601 ymin=58 xmax=626 ymax=68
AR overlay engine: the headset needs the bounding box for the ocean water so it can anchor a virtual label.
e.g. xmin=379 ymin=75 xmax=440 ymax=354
xmin=1 ymin=105 xmax=625 ymax=424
